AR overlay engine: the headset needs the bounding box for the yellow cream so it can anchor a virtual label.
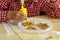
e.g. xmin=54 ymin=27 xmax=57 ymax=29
xmin=20 ymin=4 xmax=28 ymax=22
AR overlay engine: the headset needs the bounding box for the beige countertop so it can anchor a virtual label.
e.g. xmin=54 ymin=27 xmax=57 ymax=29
xmin=0 ymin=15 xmax=60 ymax=40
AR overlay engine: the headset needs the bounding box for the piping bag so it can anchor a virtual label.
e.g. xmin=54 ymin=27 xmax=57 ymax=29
xmin=20 ymin=0 xmax=34 ymax=27
xmin=20 ymin=0 xmax=28 ymax=22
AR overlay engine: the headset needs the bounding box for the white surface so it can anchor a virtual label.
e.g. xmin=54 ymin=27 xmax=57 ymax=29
xmin=2 ymin=22 xmax=14 ymax=35
xmin=58 ymin=36 xmax=60 ymax=40
xmin=2 ymin=21 xmax=60 ymax=40
xmin=2 ymin=22 xmax=21 ymax=35
xmin=18 ymin=18 xmax=53 ymax=34
xmin=39 ymin=31 xmax=60 ymax=40
xmin=8 ymin=23 xmax=21 ymax=32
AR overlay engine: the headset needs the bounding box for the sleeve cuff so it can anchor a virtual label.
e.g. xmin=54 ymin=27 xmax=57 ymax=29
xmin=0 ymin=11 xmax=9 ymax=22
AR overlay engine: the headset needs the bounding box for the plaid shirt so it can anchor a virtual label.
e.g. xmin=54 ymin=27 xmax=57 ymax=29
xmin=43 ymin=0 xmax=60 ymax=18
xmin=0 ymin=0 xmax=60 ymax=21
xmin=0 ymin=0 xmax=41 ymax=21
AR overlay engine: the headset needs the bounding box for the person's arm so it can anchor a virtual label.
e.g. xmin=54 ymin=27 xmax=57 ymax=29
xmin=45 ymin=0 xmax=60 ymax=18
xmin=9 ymin=0 xmax=21 ymax=11
xmin=0 ymin=0 xmax=10 ymax=22
xmin=24 ymin=0 xmax=41 ymax=17
xmin=0 ymin=0 xmax=16 ymax=22
xmin=8 ymin=0 xmax=26 ymax=24
xmin=0 ymin=10 xmax=8 ymax=22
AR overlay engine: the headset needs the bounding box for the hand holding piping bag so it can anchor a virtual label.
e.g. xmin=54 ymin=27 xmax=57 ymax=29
xmin=8 ymin=0 xmax=27 ymax=25
xmin=20 ymin=0 xmax=28 ymax=22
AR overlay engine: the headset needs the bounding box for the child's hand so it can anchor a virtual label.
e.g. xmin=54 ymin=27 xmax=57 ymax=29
xmin=15 ymin=11 xmax=26 ymax=21
xmin=7 ymin=11 xmax=26 ymax=25
xmin=13 ymin=11 xmax=26 ymax=25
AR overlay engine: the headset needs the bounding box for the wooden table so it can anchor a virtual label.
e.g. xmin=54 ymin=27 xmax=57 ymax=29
xmin=0 ymin=15 xmax=60 ymax=40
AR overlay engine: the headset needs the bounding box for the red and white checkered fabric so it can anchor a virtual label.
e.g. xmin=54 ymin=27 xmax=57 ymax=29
xmin=0 ymin=0 xmax=9 ymax=21
xmin=42 ymin=0 xmax=60 ymax=18
xmin=0 ymin=0 xmax=41 ymax=21
xmin=24 ymin=0 xmax=41 ymax=17
xmin=0 ymin=0 xmax=60 ymax=22
xmin=0 ymin=10 xmax=8 ymax=21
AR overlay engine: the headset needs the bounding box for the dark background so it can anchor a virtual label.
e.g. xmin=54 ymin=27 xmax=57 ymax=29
xmin=40 ymin=11 xmax=46 ymax=15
